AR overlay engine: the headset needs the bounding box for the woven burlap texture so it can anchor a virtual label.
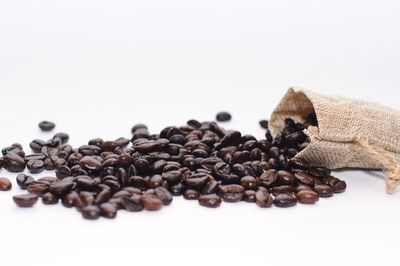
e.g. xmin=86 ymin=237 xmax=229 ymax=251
xmin=269 ymin=88 xmax=400 ymax=192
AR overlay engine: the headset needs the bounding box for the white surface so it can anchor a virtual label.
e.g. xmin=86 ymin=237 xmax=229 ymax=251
xmin=1 ymin=1 xmax=400 ymax=265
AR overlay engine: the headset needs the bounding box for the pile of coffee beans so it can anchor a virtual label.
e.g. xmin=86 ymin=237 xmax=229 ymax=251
xmin=0 ymin=115 xmax=346 ymax=220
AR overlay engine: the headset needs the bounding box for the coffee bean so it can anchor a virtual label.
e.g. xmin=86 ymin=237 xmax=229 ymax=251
xmin=259 ymin=169 xmax=278 ymax=187
xmin=271 ymin=185 xmax=294 ymax=196
xmin=219 ymin=184 xmax=245 ymax=202
xmin=274 ymin=194 xmax=297 ymax=208
xmin=100 ymin=203 xmax=117 ymax=218
xmin=183 ymin=189 xmax=200 ymax=200
xmin=13 ymin=194 xmax=38 ymax=207
xmin=80 ymin=156 xmax=102 ymax=171
xmin=49 ymin=177 xmax=74 ymax=196
xmin=42 ymin=192 xmax=59 ymax=205
xmin=240 ymin=176 xmax=258 ymax=190
xmin=3 ymin=153 xmax=26 ymax=173
xmin=39 ymin=121 xmax=56 ymax=131
xmin=202 ymin=180 xmax=219 ymax=195
xmin=243 ymin=190 xmax=256 ymax=202
xmin=140 ymin=195 xmax=163 ymax=211
xmin=27 ymin=181 xmax=49 ymax=195
xmin=27 ymin=160 xmax=45 ymax=174
xmin=216 ymin=111 xmax=232 ymax=122
xmin=219 ymin=131 xmax=241 ymax=148
xmin=296 ymin=190 xmax=319 ymax=204
xmin=122 ymin=196 xmax=144 ymax=212
xmin=255 ymin=190 xmax=273 ymax=207
xmin=0 ymin=177 xmax=12 ymax=191
xmin=333 ymin=180 xmax=347 ymax=193
xmin=294 ymin=171 xmax=315 ymax=186
xmin=155 ymin=187 xmax=173 ymax=205
xmin=277 ymin=170 xmax=296 ymax=185
xmin=259 ymin=120 xmax=268 ymax=129
xmin=16 ymin=174 xmax=34 ymax=189
xmin=81 ymin=205 xmax=101 ymax=220
xmin=198 ymin=194 xmax=222 ymax=208
xmin=314 ymin=184 xmax=334 ymax=197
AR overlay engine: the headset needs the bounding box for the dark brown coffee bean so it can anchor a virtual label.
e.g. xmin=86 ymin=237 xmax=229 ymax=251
xmin=294 ymin=171 xmax=315 ymax=186
xmin=259 ymin=120 xmax=268 ymax=129
xmin=333 ymin=180 xmax=347 ymax=193
xmin=3 ymin=153 xmax=26 ymax=173
xmin=0 ymin=177 xmax=12 ymax=191
xmin=76 ymin=175 xmax=97 ymax=191
xmin=140 ymin=195 xmax=163 ymax=211
xmin=100 ymin=202 xmax=117 ymax=218
xmin=184 ymin=173 xmax=209 ymax=189
xmin=202 ymin=180 xmax=219 ymax=195
xmin=219 ymin=184 xmax=245 ymax=202
xmin=314 ymin=184 xmax=334 ymax=197
xmin=198 ymin=194 xmax=222 ymax=208
xmin=122 ymin=196 xmax=144 ymax=212
xmin=49 ymin=177 xmax=74 ymax=196
xmin=131 ymin=123 xmax=148 ymax=134
xmin=271 ymin=185 xmax=294 ymax=196
xmin=81 ymin=205 xmax=101 ymax=220
xmin=277 ymin=170 xmax=295 ymax=185
xmin=216 ymin=111 xmax=232 ymax=122
xmin=80 ymin=191 xmax=95 ymax=206
xmin=80 ymin=156 xmax=102 ymax=171
xmin=26 ymin=160 xmax=45 ymax=174
xmin=243 ymin=190 xmax=256 ymax=202
xmin=102 ymin=141 xmax=119 ymax=152
xmin=155 ymin=187 xmax=173 ymax=205
xmin=62 ymin=191 xmax=80 ymax=208
xmin=27 ymin=181 xmax=49 ymax=196
xmin=255 ymin=190 xmax=273 ymax=207
xmin=42 ymin=192 xmax=59 ymax=205
xmin=162 ymin=170 xmax=182 ymax=185
xmin=39 ymin=121 xmax=56 ymax=131
xmin=240 ymin=176 xmax=257 ymax=190
xmin=16 ymin=174 xmax=34 ymax=189
xmin=259 ymin=169 xmax=278 ymax=187
xmin=274 ymin=193 xmax=297 ymax=208
xmin=296 ymin=190 xmax=319 ymax=204
xmin=148 ymin=174 xmax=163 ymax=188
xmin=219 ymin=131 xmax=241 ymax=148
xmin=13 ymin=194 xmax=38 ymax=207
xmin=183 ymin=189 xmax=200 ymax=200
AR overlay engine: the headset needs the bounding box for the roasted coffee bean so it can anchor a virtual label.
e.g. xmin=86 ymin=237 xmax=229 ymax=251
xmin=219 ymin=184 xmax=245 ymax=202
xmin=122 ymin=196 xmax=144 ymax=212
xmin=240 ymin=176 xmax=257 ymax=190
xmin=277 ymin=170 xmax=296 ymax=186
xmin=216 ymin=111 xmax=232 ymax=122
xmin=62 ymin=191 xmax=81 ymax=208
xmin=100 ymin=203 xmax=117 ymax=218
xmin=131 ymin=123 xmax=148 ymax=134
xmin=296 ymin=190 xmax=319 ymax=204
xmin=26 ymin=160 xmax=45 ymax=174
xmin=183 ymin=189 xmax=200 ymax=200
xmin=81 ymin=205 xmax=101 ymax=220
xmin=13 ymin=194 xmax=38 ymax=207
xmin=259 ymin=120 xmax=268 ymax=129
xmin=314 ymin=184 xmax=334 ymax=197
xmin=80 ymin=191 xmax=95 ymax=206
xmin=294 ymin=171 xmax=315 ymax=186
xmin=184 ymin=173 xmax=209 ymax=189
xmin=202 ymin=180 xmax=219 ymax=195
xmin=259 ymin=169 xmax=278 ymax=187
xmin=42 ymin=192 xmax=59 ymax=205
xmin=271 ymin=185 xmax=294 ymax=196
xmin=140 ymin=195 xmax=163 ymax=211
xmin=39 ymin=121 xmax=56 ymax=131
xmin=198 ymin=194 xmax=222 ymax=208
xmin=155 ymin=187 xmax=173 ymax=205
xmin=30 ymin=139 xmax=45 ymax=153
xmin=333 ymin=180 xmax=347 ymax=193
xmin=243 ymin=190 xmax=256 ymax=202
xmin=16 ymin=174 xmax=34 ymax=189
xmin=27 ymin=181 xmax=49 ymax=196
xmin=3 ymin=153 xmax=26 ymax=173
xmin=219 ymin=131 xmax=241 ymax=148
xmin=162 ymin=170 xmax=182 ymax=185
xmin=274 ymin=194 xmax=297 ymax=208
xmin=49 ymin=177 xmax=74 ymax=196
xmin=0 ymin=177 xmax=12 ymax=191
xmin=80 ymin=156 xmax=102 ymax=171
xmin=255 ymin=190 xmax=273 ymax=207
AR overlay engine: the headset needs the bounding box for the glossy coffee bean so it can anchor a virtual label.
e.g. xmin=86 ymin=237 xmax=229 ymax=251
xmin=314 ymin=184 xmax=334 ymax=197
xmin=296 ymin=190 xmax=319 ymax=204
xmin=198 ymin=194 xmax=222 ymax=208
xmin=3 ymin=153 xmax=26 ymax=173
xmin=294 ymin=171 xmax=315 ymax=186
xmin=100 ymin=203 xmax=117 ymax=218
xmin=255 ymin=190 xmax=273 ymax=207
xmin=16 ymin=174 xmax=34 ymax=189
xmin=240 ymin=176 xmax=258 ymax=190
xmin=243 ymin=190 xmax=256 ymax=202
xmin=216 ymin=111 xmax=232 ymax=122
xmin=155 ymin=187 xmax=173 ymax=205
xmin=13 ymin=194 xmax=38 ymax=207
xmin=27 ymin=160 xmax=45 ymax=174
xmin=81 ymin=205 xmax=101 ymax=220
xmin=259 ymin=169 xmax=278 ymax=187
xmin=140 ymin=195 xmax=163 ymax=211
xmin=274 ymin=194 xmax=297 ymax=208
xmin=39 ymin=121 xmax=56 ymax=131
xmin=122 ymin=196 xmax=144 ymax=212
xmin=183 ymin=189 xmax=200 ymax=200
xmin=42 ymin=192 xmax=59 ymax=205
xmin=0 ymin=177 xmax=12 ymax=191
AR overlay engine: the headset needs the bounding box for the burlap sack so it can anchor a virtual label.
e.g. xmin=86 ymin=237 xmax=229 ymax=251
xmin=269 ymin=87 xmax=400 ymax=193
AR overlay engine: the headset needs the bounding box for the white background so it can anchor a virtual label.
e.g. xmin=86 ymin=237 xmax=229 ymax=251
xmin=1 ymin=1 xmax=400 ymax=265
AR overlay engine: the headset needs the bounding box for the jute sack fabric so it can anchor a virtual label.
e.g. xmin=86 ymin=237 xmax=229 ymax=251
xmin=269 ymin=87 xmax=400 ymax=193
